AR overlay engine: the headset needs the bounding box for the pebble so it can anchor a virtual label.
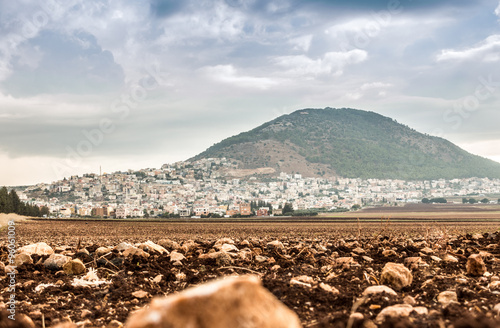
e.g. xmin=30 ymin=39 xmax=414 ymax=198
xmin=138 ymin=240 xmax=169 ymax=255
xmin=132 ymin=290 xmax=149 ymax=299
xmin=114 ymin=242 xmax=134 ymax=252
xmin=44 ymin=254 xmax=71 ymax=271
xmin=63 ymin=259 xmax=86 ymax=275
xmin=158 ymin=239 xmax=180 ymax=250
xmin=95 ymin=246 xmax=112 ymax=256
xmin=19 ymin=242 xmax=54 ymax=256
xmin=362 ymin=285 xmax=398 ymax=297
xmin=14 ymin=253 xmax=33 ymax=266
xmin=375 ymin=304 xmax=413 ymax=323
xmin=380 ymin=262 xmax=413 ymax=290
xmin=107 ymin=320 xmax=124 ymax=328
xmin=123 ymin=247 xmax=150 ymax=258
xmin=442 ymin=254 xmax=458 ymax=263
xmin=319 ymin=282 xmax=339 ymax=294
xmin=255 ymin=255 xmax=268 ymax=263
xmin=403 ymin=295 xmax=416 ymax=306
xmin=220 ymin=244 xmax=239 ymax=253
xmin=170 ymin=251 xmax=186 ymax=262
xmin=125 ymin=275 xmax=301 ymax=328
xmin=437 ymin=291 xmax=458 ymax=307
xmin=466 ymin=254 xmax=486 ymax=276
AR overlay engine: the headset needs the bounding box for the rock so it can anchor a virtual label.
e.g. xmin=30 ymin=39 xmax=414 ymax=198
xmin=494 ymin=303 xmax=500 ymax=315
xmin=138 ymin=240 xmax=169 ymax=255
xmin=380 ymin=262 xmax=413 ymax=290
xmin=382 ymin=249 xmax=397 ymax=257
xmin=44 ymin=254 xmax=71 ymax=271
xmin=413 ymin=307 xmax=428 ymax=315
xmin=319 ymin=282 xmax=339 ymax=294
xmin=335 ymin=257 xmax=358 ymax=269
xmin=132 ymin=290 xmax=149 ymax=299
xmin=0 ymin=261 xmax=5 ymax=275
xmin=420 ymin=247 xmax=434 ymax=254
xmin=349 ymin=312 xmax=364 ymax=321
xmin=14 ymin=253 xmax=33 ymax=267
xmin=114 ymin=242 xmax=134 ymax=252
xmin=95 ymin=246 xmax=112 ymax=256
xmin=362 ymin=285 xmax=398 ymax=297
xmin=125 ymin=275 xmax=301 ymax=328
xmin=215 ymin=251 xmax=233 ymax=266
xmin=362 ymin=256 xmax=373 ymax=262
xmin=266 ymin=240 xmax=284 ymax=252
xmin=255 ymin=255 xmax=268 ymax=263
xmin=170 ymin=251 xmax=186 ymax=262
xmin=437 ymin=291 xmax=458 ymax=307
xmin=153 ymin=274 xmax=163 ymax=284
xmin=375 ymin=304 xmax=413 ymax=324
xmin=63 ymin=259 xmax=86 ymax=275
xmin=158 ymin=239 xmax=180 ymax=250
xmin=81 ymin=309 xmax=93 ymax=318
xmin=123 ymin=247 xmax=150 ymax=258
xmin=404 ymin=257 xmax=426 ymax=270
xmin=18 ymin=242 xmax=54 ymax=256
xmin=51 ymin=322 xmax=77 ymax=328
xmin=466 ymin=254 xmax=486 ymax=276
xmin=220 ymin=244 xmax=239 ymax=253
xmin=489 ymin=281 xmax=500 ymax=289
xmin=107 ymin=320 xmax=124 ymax=328
xmin=442 ymin=254 xmax=458 ymax=263
xmin=352 ymin=247 xmax=366 ymax=254
xmin=214 ymin=238 xmax=235 ymax=250
xmin=180 ymin=240 xmax=198 ymax=253
xmin=430 ymin=255 xmax=442 ymax=262
xmin=240 ymin=240 xmax=251 ymax=247
xmin=403 ymin=295 xmax=416 ymax=306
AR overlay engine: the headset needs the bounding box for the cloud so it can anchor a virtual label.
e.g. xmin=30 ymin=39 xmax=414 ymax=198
xmin=289 ymin=34 xmax=313 ymax=52
xmin=274 ymin=49 xmax=367 ymax=77
xmin=437 ymin=35 xmax=500 ymax=62
xmin=1 ymin=30 xmax=125 ymax=96
xmin=496 ymin=2 xmax=500 ymax=18
xmin=201 ymin=64 xmax=277 ymax=89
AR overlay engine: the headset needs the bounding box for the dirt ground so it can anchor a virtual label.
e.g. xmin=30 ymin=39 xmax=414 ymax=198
xmin=1 ymin=219 xmax=500 ymax=328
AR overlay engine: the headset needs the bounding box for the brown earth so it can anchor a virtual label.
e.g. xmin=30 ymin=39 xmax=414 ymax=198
xmin=1 ymin=220 xmax=500 ymax=327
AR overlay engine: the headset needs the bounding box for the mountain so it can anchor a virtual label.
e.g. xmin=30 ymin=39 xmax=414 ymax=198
xmin=191 ymin=108 xmax=500 ymax=180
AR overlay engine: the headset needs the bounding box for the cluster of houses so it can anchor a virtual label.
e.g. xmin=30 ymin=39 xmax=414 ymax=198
xmin=19 ymin=158 xmax=500 ymax=218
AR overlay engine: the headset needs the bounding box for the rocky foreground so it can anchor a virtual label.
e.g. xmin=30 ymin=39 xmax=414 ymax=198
xmin=2 ymin=231 xmax=500 ymax=327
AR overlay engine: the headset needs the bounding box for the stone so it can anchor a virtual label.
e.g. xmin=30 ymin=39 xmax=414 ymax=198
xmin=63 ymin=259 xmax=86 ymax=275
xmin=255 ymin=255 xmax=268 ymax=263
xmin=158 ymin=239 xmax=180 ymax=250
xmin=352 ymin=247 xmax=366 ymax=254
xmin=18 ymin=242 xmax=54 ymax=256
xmin=220 ymin=244 xmax=239 ymax=253
xmin=494 ymin=303 xmax=500 ymax=315
xmin=138 ymin=240 xmax=169 ymax=255
xmin=420 ymin=247 xmax=434 ymax=254
xmin=362 ymin=256 xmax=373 ymax=262
xmin=375 ymin=304 xmax=413 ymax=324
xmin=362 ymin=285 xmax=398 ymax=297
xmin=132 ymin=290 xmax=149 ymax=299
xmin=114 ymin=242 xmax=134 ymax=252
xmin=319 ymin=282 xmax=339 ymax=294
xmin=489 ymin=281 xmax=500 ymax=289
xmin=107 ymin=320 xmax=124 ymax=328
xmin=215 ymin=251 xmax=233 ymax=266
xmin=335 ymin=257 xmax=358 ymax=269
xmin=14 ymin=253 xmax=33 ymax=266
xmin=266 ymin=240 xmax=285 ymax=251
xmin=349 ymin=312 xmax=364 ymax=321
xmin=412 ymin=307 xmax=428 ymax=315
xmin=95 ymin=246 xmax=112 ymax=256
xmin=153 ymin=274 xmax=163 ymax=284
xmin=442 ymin=254 xmax=458 ymax=263
xmin=44 ymin=254 xmax=71 ymax=271
xmin=125 ymin=275 xmax=301 ymax=328
xmin=123 ymin=247 xmax=150 ymax=258
xmin=170 ymin=251 xmax=186 ymax=262
xmin=430 ymin=256 xmax=442 ymax=262
xmin=180 ymin=240 xmax=198 ymax=253
xmin=437 ymin=291 xmax=458 ymax=307
xmin=0 ymin=261 xmax=5 ymax=275
xmin=382 ymin=249 xmax=397 ymax=257
xmin=380 ymin=262 xmax=413 ymax=290
xmin=81 ymin=309 xmax=93 ymax=318
xmin=466 ymin=254 xmax=486 ymax=276
xmin=403 ymin=295 xmax=416 ymax=306
xmin=404 ymin=257 xmax=426 ymax=270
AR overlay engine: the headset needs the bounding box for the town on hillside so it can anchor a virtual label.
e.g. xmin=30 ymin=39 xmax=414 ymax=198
xmin=13 ymin=158 xmax=500 ymax=219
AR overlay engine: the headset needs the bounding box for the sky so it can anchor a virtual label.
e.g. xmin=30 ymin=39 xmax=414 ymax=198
xmin=1 ymin=0 xmax=500 ymax=186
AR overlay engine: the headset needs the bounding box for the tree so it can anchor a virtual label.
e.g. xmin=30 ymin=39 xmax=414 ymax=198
xmin=469 ymin=198 xmax=478 ymax=204
xmin=462 ymin=198 xmax=468 ymax=204
xmin=0 ymin=186 xmax=9 ymax=213
xmin=422 ymin=198 xmax=430 ymax=204
xmin=480 ymin=198 xmax=489 ymax=204
xmin=9 ymin=190 xmax=21 ymax=213
xmin=282 ymin=203 xmax=294 ymax=215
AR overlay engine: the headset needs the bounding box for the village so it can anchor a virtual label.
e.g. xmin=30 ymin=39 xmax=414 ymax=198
xmin=19 ymin=158 xmax=500 ymax=219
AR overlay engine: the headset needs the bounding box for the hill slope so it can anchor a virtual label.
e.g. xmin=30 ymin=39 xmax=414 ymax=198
xmin=192 ymin=108 xmax=500 ymax=180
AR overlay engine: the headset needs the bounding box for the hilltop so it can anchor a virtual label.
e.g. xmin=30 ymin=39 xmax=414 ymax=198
xmin=192 ymin=107 xmax=500 ymax=180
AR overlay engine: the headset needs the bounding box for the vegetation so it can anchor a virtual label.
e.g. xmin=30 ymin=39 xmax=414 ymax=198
xmin=0 ymin=186 xmax=48 ymax=217
xmin=422 ymin=197 xmax=447 ymax=204
xmin=193 ymin=108 xmax=500 ymax=180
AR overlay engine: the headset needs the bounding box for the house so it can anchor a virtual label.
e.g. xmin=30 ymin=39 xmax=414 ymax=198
xmin=256 ymin=207 xmax=269 ymax=216
xmin=239 ymin=203 xmax=251 ymax=216
xmin=115 ymin=207 xmax=128 ymax=219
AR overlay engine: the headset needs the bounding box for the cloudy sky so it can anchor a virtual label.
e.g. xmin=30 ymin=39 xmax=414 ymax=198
xmin=1 ymin=0 xmax=500 ymax=186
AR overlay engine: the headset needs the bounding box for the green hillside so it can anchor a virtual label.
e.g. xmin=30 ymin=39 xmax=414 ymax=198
xmin=192 ymin=108 xmax=500 ymax=180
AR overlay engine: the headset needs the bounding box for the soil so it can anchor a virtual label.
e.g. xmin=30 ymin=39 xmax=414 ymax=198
xmin=1 ymin=220 xmax=500 ymax=328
